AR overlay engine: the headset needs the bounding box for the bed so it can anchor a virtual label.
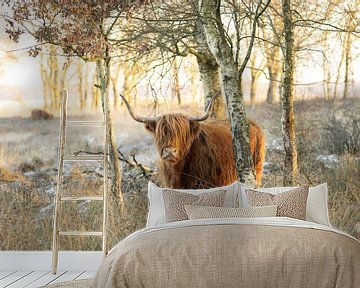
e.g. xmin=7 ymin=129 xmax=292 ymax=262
xmin=92 ymin=182 xmax=360 ymax=288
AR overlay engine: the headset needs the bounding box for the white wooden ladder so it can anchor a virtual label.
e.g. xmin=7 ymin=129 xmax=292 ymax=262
xmin=52 ymin=89 xmax=109 ymax=274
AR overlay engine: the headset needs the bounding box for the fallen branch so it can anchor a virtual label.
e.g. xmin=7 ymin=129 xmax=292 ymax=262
xmin=117 ymin=150 xmax=156 ymax=179
xmin=73 ymin=150 xmax=156 ymax=177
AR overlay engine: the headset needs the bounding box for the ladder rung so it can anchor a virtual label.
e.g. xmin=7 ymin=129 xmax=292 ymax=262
xmin=60 ymin=196 xmax=104 ymax=201
xmin=63 ymin=155 xmax=104 ymax=161
xmin=66 ymin=120 xmax=105 ymax=127
xmin=59 ymin=231 xmax=103 ymax=236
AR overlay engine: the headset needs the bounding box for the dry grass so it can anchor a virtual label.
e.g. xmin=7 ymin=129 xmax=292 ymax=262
xmin=0 ymin=98 xmax=359 ymax=251
xmin=326 ymin=155 xmax=360 ymax=238
xmin=261 ymin=98 xmax=360 ymax=240
xmin=0 ymin=162 xmax=150 ymax=250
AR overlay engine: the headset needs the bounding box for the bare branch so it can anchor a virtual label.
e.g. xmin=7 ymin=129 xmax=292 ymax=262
xmin=239 ymin=0 xmax=271 ymax=77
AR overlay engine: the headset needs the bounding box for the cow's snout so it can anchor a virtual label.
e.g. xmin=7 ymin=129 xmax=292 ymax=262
xmin=161 ymin=147 xmax=178 ymax=161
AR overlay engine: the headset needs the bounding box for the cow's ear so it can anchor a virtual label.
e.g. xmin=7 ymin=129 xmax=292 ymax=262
xmin=189 ymin=120 xmax=200 ymax=137
xmin=145 ymin=120 xmax=156 ymax=133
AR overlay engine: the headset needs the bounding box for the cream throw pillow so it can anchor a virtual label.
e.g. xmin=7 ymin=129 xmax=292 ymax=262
xmin=185 ymin=205 xmax=278 ymax=219
xmin=246 ymin=187 xmax=309 ymax=220
xmin=146 ymin=181 xmax=241 ymax=227
xmin=239 ymin=183 xmax=331 ymax=226
xmin=162 ymin=189 xmax=226 ymax=223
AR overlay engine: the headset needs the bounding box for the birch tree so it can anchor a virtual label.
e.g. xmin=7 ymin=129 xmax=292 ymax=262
xmin=281 ymin=0 xmax=298 ymax=185
xmin=92 ymin=69 xmax=101 ymax=109
xmin=265 ymin=45 xmax=281 ymax=103
xmin=261 ymin=17 xmax=282 ymax=104
xmin=278 ymin=0 xmax=359 ymax=183
xmin=193 ymin=18 xmax=226 ymax=118
xmin=342 ymin=8 xmax=357 ymax=99
xmin=171 ymin=57 xmax=182 ymax=105
xmin=76 ymin=60 xmax=86 ymax=109
xmin=199 ymin=0 xmax=270 ymax=185
xmin=39 ymin=45 xmax=72 ymax=109
xmin=249 ymin=47 xmax=266 ymax=106
xmin=265 ymin=0 xmax=308 ymax=185
xmin=111 ymin=63 xmax=122 ymax=109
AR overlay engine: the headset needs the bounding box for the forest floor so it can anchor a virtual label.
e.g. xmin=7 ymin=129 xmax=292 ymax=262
xmin=0 ymin=97 xmax=359 ymax=250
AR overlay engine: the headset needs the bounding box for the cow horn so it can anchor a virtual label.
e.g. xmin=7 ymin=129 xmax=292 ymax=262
xmin=189 ymin=92 xmax=221 ymax=122
xmin=119 ymin=94 xmax=157 ymax=123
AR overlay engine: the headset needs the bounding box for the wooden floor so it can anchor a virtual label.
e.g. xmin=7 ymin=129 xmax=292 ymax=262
xmin=0 ymin=251 xmax=102 ymax=288
xmin=0 ymin=270 xmax=95 ymax=288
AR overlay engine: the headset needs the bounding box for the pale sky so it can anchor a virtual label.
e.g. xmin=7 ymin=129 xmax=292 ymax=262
xmin=0 ymin=17 xmax=43 ymax=116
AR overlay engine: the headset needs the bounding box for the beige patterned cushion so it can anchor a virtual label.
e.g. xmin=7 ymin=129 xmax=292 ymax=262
xmin=185 ymin=205 xmax=278 ymax=219
xmin=245 ymin=187 xmax=309 ymax=220
xmin=162 ymin=189 xmax=226 ymax=223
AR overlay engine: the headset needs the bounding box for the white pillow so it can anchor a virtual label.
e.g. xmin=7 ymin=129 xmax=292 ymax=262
xmin=146 ymin=181 xmax=241 ymax=227
xmin=238 ymin=182 xmax=252 ymax=207
xmin=240 ymin=183 xmax=331 ymax=227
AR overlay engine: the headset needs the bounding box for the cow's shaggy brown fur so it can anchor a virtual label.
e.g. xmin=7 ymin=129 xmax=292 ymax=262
xmin=145 ymin=114 xmax=265 ymax=188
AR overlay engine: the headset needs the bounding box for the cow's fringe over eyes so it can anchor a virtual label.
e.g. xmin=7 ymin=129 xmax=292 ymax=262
xmin=156 ymin=114 xmax=194 ymax=152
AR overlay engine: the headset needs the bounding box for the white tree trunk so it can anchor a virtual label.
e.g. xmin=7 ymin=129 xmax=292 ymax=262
xmin=96 ymin=59 xmax=125 ymax=216
xmin=343 ymin=31 xmax=352 ymax=99
xmin=171 ymin=58 xmax=181 ymax=105
xmin=194 ymin=20 xmax=226 ymax=119
xmin=266 ymin=47 xmax=281 ymax=104
xmin=199 ymin=0 xmax=255 ymax=185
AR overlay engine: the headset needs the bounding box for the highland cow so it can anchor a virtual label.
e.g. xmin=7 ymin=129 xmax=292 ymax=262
xmin=120 ymin=95 xmax=265 ymax=188
xmin=31 ymin=109 xmax=54 ymax=120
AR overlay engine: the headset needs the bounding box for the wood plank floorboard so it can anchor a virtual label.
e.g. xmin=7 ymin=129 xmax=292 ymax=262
xmin=22 ymin=271 xmax=67 ymax=288
xmin=75 ymin=271 xmax=95 ymax=280
xmin=0 ymin=271 xmax=95 ymax=288
xmin=0 ymin=271 xmax=33 ymax=288
xmin=0 ymin=272 xmax=16 ymax=281
xmin=48 ymin=271 xmax=84 ymax=284
xmin=6 ymin=272 xmax=49 ymax=288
